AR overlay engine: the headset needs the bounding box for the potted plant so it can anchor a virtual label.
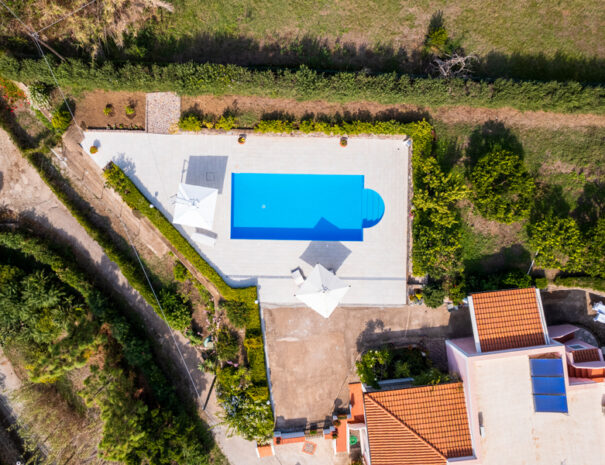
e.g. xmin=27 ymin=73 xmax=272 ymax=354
xmin=340 ymin=137 xmax=348 ymax=147
xmin=333 ymin=419 xmax=341 ymax=427
xmin=89 ymin=145 xmax=98 ymax=154
xmin=238 ymin=135 xmax=246 ymax=144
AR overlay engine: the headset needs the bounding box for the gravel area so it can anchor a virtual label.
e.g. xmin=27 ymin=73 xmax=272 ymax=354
xmin=146 ymin=92 xmax=181 ymax=134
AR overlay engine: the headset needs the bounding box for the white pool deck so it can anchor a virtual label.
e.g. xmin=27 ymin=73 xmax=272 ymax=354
xmin=83 ymin=131 xmax=409 ymax=307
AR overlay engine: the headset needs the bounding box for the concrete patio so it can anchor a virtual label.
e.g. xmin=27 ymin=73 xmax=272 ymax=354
xmin=82 ymin=131 xmax=409 ymax=307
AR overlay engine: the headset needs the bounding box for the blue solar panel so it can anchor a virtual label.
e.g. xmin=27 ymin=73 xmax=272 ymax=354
xmin=534 ymin=395 xmax=568 ymax=413
xmin=532 ymin=376 xmax=566 ymax=395
xmin=530 ymin=358 xmax=564 ymax=377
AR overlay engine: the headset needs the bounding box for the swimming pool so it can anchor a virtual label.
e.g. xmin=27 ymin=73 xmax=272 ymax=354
xmin=231 ymin=173 xmax=385 ymax=241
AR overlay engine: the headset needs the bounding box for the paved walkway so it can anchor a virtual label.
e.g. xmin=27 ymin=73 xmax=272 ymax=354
xmin=146 ymin=92 xmax=181 ymax=134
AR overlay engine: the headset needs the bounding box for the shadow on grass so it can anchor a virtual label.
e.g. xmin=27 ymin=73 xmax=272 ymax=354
xmin=465 ymin=120 xmax=524 ymax=169
xmin=463 ymin=243 xmax=531 ymax=276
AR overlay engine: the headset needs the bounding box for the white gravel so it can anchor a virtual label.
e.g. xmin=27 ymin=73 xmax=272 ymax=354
xmin=146 ymin=92 xmax=181 ymax=134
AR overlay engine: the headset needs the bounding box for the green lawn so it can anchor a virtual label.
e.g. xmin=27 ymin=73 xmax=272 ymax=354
xmin=136 ymin=0 xmax=605 ymax=80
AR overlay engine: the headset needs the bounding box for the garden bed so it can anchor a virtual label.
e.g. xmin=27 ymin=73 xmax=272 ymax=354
xmin=75 ymin=90 xmax=145 ymax=130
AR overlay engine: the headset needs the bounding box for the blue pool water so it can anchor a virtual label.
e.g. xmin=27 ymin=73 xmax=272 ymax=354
xmin=231 ymin=173 xmax=385 ymax=241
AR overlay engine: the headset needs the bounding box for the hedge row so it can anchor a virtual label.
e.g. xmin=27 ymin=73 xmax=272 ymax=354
xmin=1 ymin=54 xmax=603 ymax=114
xmin=554 ymin=276 xmax=605 ymax=293
xmin=103 ymin=162 xmax=258 ymax=305
xmin=254 ymin=119 xmax=434 ymax=156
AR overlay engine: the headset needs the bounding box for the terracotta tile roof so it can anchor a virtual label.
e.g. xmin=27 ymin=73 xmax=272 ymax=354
xmin=471 ymin=288 xmax=546 ymax=352
xmin=572 ymin=348 xmax=601 ymax=363
xmin=364 ymin=383 xmax=473 ymax=465
xmin=256 ymin=444 xmax=273 ymax=458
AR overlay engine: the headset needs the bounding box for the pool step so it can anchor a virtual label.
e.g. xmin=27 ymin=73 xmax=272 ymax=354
xmin=362 ymin=189 xmax=385 ymax=228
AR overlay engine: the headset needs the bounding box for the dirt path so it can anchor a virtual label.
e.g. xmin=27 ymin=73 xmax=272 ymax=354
xmin=182 ymin=94 xmax=605 ymax=130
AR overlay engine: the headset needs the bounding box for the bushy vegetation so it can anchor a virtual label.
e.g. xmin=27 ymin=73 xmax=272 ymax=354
xmin=1 ymin=55 xmax=603 ymax=114
xmin=422 ymin=283 xmax=446 ymax=308
xmin=0 ymin=230 xmax=221 ymax=464
xmin=50 ymin=103 xmax=71 ymax=132
xmin=411 ymin=131 xmax=467 ymax=284
xmin=471 ymin=149 xmax=535 ymax=223
xmin=103 ymin=162 xmax=257 ymax=305
xmin=178 ymin=113 xmax=236 ymax=131
xmin=356 ymin=346 xmax=448 ymax=389
xmin=214 ymin=367 xmax=273 ymax=442
xmin=222 ymin=300 xmax=253 ymax=329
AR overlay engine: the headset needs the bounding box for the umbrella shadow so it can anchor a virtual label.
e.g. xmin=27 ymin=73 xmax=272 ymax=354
xmin=299 ymin=241 xmax=352 ymax=272
xmin=184 ymin=155 xmax=228 ymax=193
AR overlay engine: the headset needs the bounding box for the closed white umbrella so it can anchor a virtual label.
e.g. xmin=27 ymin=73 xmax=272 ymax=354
xmin=295 ymin=264 xmax=350 ymax=318
xmin=172 ymin=183 xmax=218 ymax=230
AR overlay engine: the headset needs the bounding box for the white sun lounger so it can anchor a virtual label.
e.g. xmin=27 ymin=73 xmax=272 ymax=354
xmin=192 ymin=232 xmax=216 ymax=247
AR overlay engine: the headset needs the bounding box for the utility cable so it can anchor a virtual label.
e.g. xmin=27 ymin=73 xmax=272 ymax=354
xmin=31 ymin=37 xmax=82 ymax=134
xmin=0 ymin=1 xmax=80 ymax=133
xmin=118 ymin=217 xmax=202 ymax=400
xmin=36 ymin=0 xmax=97 ymax=35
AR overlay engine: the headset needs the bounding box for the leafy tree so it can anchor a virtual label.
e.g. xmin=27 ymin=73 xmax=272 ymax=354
xmin=471 ymin=149 xmax=535 ymax=223
xmin=355 ymin=348 xmax=392 ymax=389
xmin=527 ymin=215 xmax=586 ymax=272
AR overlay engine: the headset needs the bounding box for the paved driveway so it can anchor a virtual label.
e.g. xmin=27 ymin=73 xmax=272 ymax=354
xmin=263 ymin=304 xmax=472 ymax=431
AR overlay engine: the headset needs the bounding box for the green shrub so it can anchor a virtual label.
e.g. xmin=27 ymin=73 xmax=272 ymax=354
xmin=534 ymin=277 xmax=548 ymax=289
xmin=51 ymin=104 xmax=71 ymax=132
xmin=222 ymin=300 xmax=252 ymax=328
xmin=28 ymin=82 xmax=51 ymax=110
xmin=103 ymin=104 xmax=113 ymax=116
xmin=412 ymin=367 xmax=451 ymax=386
xmin=471 ymin=149 xmax=535 ymax=223
xmin=215 ymin=327 xmax=239 ymax=361
xmin=173 ymin=261 xmax=191 ymax=282
xmin=178 ymin=114 xmax=202 ymax=131
xmin=215 ymin=366 xmax=273 ymax=442
xmin=423 ymin=283 xmax=446 ymax=308
xmin=243 ymin=335 xmax=266 ymax=384
xmin=158 ymin=287 xmax=191 ymax=331
xmin=214 ymin=115 xmax=236 ymax=131
xmin=125 ymin=104 xmax=135 ymax=115
xmin=527 ymin=215 xmax=586 ymax=272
